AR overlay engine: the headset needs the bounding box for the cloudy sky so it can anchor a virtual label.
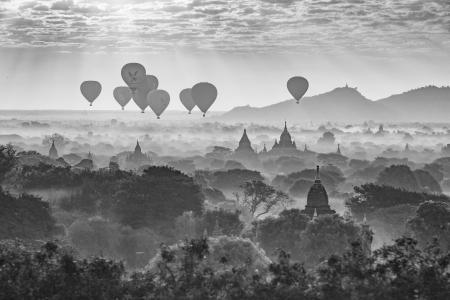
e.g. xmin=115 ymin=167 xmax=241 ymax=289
xmin=0 ymin=0 xmax=449 ymax=110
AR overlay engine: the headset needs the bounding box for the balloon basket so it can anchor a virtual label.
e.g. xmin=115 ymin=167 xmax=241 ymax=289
xmin=141 ymin=111 xmax=144 ymax=113
xmin=203 ymin=113 xmax=205 ymax=117
xmin=121 ymin=107 xmax=124 ymax=111
xmin=188 ymin=111 xmax=191 ymax=114
xmin=157 ymin=116 xmax=160 ymax=119
xmin=89 ymin=103 xmax=92 ymax=107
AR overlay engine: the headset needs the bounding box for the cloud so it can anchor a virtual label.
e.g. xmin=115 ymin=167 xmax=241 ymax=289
xmin=0 ymin=0 xmax=447 ymax=57
xmin=50 ymin=0 xmax=73 ymax=11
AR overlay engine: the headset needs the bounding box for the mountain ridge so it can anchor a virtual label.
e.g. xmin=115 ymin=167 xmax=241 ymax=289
xmin=220 ymin=85 xmax=450 ymax=123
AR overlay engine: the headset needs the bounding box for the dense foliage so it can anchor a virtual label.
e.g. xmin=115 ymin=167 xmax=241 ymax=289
xmin=255 ymin=209 xmax=310 ymax=259
xmin=0 ymin=144 xmax=16 ymax=182
xmin=114 ymin=166 xmax=204 ymax=229
xmin=297 ymin=214 xmax=369 ymax=268
xmin=0 ymin=240 xmax=125 ymax=300
xmin=376 ymin=165 xmax=441 ymax=193
xmin=201 ymin=209 xmax=244 ymax=236
xmin=347 ymin=183 xmax=449 ymax=217
xmin=0 ymin=189 xmax=55 ymax=239
xmin=408 ymin=201 xmax=450 ymax=252
xmin=20 ymin=163 xmax=83 ymax=189
xmin=1 ymin=237 xmax=448 ymax=300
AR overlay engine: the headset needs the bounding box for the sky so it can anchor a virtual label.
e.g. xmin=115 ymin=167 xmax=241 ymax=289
xmin=0 ymin=0 xmax=449 ymax=111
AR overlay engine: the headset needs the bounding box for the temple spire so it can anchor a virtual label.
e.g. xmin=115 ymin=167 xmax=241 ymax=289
xmin=236 ymin=128 xmax=254 ymax=153
xmin=135 ymin=140 xmax=142 ymax=154
xmin=49 ymin=139 xmax=58 ymax=159
xmin=315 ymin=165 xmax=321 ymax=182
xmin=337 ymin=144 xmax=341 ymax=155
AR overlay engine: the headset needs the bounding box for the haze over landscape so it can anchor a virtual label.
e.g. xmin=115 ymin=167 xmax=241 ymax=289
xmin=1 ymin=1 xmax=450 ymax=299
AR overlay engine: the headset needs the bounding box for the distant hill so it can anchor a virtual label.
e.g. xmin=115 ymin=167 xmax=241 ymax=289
xmin=219 ymin=86 xmax=450 ymax=123
xmin=378 ymin=86 xmax=450 ymax=122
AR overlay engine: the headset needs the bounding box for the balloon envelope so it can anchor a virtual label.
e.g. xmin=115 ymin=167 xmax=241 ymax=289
xmin=136 ymin=75 xmax=159 ymax=94
xmin=80 ymin=81 xmax=102 ymax=106
xmin=191 ymin=82 xmax=217 ymax=116
xmin=287 ymin=76 xmax=309 ymax=103
xmin=147 ymin=89 xmax=170 ymax=119
xmin=132 ymin=89 xmax=148 ymax=112
xmin=121 ymin=63 xmax=146 ymax=90
xmin=179 ymin=88 xmax=195 ymax=113
xmin=113 ymin=87 xmax=132 ymax=109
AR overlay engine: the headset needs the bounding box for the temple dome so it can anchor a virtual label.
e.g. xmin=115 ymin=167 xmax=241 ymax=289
xmin=307 ymin=177 xmax=329 ymax=207
xmin=303 ymin=166 xmax=335 ymax=218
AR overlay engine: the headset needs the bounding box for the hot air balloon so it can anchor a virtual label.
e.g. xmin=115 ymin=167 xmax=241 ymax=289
xmin=191 ymin=82 xmax=217 ymax=117
xmin=80 ymin=81 xmax=102 ymax=106
xmin=121 ymin=63 xmax=146 ymax=93
xmin=113 ymin=87 xmax=132 ymax=110
xmin=147 ymin=89 xmax=170 ymax=119
xmin=179 ymin=88 xmax=195 ymax=114
xmin=136 ymin=74 xmax=159 ymax=95
xmin=287 ymin=76 xmax=309 ymax=104
xmin=132 ymin=89 xmax=148 ymax=113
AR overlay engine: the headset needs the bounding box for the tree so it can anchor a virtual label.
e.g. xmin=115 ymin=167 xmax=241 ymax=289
xmin=0 ymin=144 xmax=16 ymax=182
xmin=364 ymin=204 xmax=417 ymax=248
xmin=298 ymin=214 xmax=366 ymax=268
xmin=376 ymin=165 xmax=420 ymax=192
xmin=311 ymin=237 xmax=450 ymax=300
xmin=255 ymin=209 xmax=310 ymax=259
xmin=408 ymin=201 xmax=450 ymax=251
xmin=239 ymin=180 xmax=292 ymax=219
xmin=347 ymin=183 xmax=449 ymax=218
xmin=68 ymin=216 xmax=162 ymax=269
xmin=201 ymin=209 xmax=244 ymax=237
xmin=0 ymin=241 xmax=125 ymax=299
xmin=20 ymin=163 xmax=82 ymax=189
xmin=1 ymin=237 xmax=449 ymax=299
xmin=146 ymin=237 xmax=271 ymax=295
xmin=113 ymin=166 xmax=204 ymax=229
xmin=0 ymin=189 xmax=55 ymax=240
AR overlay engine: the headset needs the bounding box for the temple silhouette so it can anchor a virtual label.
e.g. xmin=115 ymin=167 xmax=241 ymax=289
xmin=125 ymin=140 xmax=151 ymax=169
xmin=48 ymin=140 xmax=58 ymax=160
xmin=302 ymin=166 xmax=336 ymax=218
